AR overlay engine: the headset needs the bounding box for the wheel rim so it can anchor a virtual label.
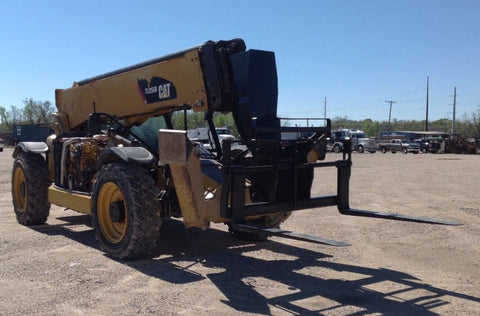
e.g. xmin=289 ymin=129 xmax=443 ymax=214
xmin=97 ymin=182 xmax=128 ymax=244
xmin=13 ymin=166 xmax=27 ymax=212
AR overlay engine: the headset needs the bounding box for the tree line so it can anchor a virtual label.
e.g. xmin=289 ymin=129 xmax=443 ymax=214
xmin=331 ymin=111 xmax=480 ymax=139
xmin=171 ymin=110 xmax=237 ymax=135
xmin=0 ymin=98 xmax=54 ymax=132
xmin=172 ymin=109 xmax=480 ymax=139
xmin=1 ymin=98 xmax=479 ymax=140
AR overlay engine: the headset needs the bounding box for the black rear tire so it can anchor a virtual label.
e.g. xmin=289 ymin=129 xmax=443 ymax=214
xmin=91 ymin=163 xmax=161 ymax=259
xmin=12 ymin=151 xmax=50 ymax=225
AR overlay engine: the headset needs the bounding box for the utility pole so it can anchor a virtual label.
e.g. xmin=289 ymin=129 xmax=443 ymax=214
xmin=385 ymin=100 xmax=397 ymax=136
xmin=452 ymin=87 xmax=456 ymax=135
xmin=425 ymin=76 xmax=429 ymax=131
xmin=324 ymin=97 xmax=327 ymax=118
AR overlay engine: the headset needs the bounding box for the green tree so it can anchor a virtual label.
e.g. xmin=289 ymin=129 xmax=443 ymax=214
xmin=22 ymin=98 xmax=54 ymax=125
xmin=0 ymin=98 xmax=55 ymax=133
xmin=36 ymin=101 xmax=54 ymax=125
xmin=10 ymin=105 xmax=23 ymax=125
xmin=430 ymin=119 xmax=451 ymax=133
xmin=171 ymin=110 xmax=239 ymax=136
xmin=465 ymin=107 xmax=480 ymax=139
xmin=171 ymin=110 xmax=206 ymax=129
xmin=362 ymin=119 xmax=379 ymax=137
xmin=0 ymin=106 xmax=12 ymax=130
xmin=213 ymin=113 xmax=237 ymax=136
xmin=23 ymin=98 xmax=37 ymax=124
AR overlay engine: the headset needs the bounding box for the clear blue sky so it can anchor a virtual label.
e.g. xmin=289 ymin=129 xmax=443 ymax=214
xmin=1 ymin=0 xmax=479 ymax=122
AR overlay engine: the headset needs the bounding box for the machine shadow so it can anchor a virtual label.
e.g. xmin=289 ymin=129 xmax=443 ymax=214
xmin=32 ymin=216 xmax=479 ymax=315
xmin=141 ymin=219 xmax=480 ymax=315
xmin=30 ymin=214 xmax=98 ymax=249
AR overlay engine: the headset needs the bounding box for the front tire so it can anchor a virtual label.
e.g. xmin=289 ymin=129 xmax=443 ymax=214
xmin=92 ymin=163 xmax=161 ymax=259
xmin=12 ymin=151 xmax=50 ymax=225
xmin=357 ymin=145 xmax=364 ymax=153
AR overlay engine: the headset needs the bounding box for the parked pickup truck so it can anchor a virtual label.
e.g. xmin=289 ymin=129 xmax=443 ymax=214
xmin=378 ymin=139 xmax=420 ymax=154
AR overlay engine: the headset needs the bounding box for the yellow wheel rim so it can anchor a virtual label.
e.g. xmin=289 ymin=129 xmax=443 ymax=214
xmin=97 ymin=182 xmax=128 ymax=244
xmin=13 ymin=166 xmax=27 ymax=212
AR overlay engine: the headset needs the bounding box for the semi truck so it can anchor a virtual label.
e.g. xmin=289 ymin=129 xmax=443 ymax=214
xmin=187 ymin=126 xmax=236 ymax=150
xmin=330 ymin=128 xmax=377 ymax=153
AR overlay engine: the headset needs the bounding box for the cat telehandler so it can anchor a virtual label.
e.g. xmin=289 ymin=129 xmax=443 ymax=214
xmin=11 ymin=39 xmax=459 ymax=259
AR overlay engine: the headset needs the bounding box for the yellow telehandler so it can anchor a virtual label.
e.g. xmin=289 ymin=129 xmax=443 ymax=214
xmin=11 ymin=39 xmax=459 ymax=259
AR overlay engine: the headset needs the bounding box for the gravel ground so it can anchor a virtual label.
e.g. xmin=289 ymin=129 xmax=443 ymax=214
xmin=0 ymin=147 xmax=479 ymax=315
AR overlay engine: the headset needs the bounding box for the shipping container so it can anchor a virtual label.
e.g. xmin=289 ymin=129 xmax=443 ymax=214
xmin=12 ymin=124 xmax=53 ymax=143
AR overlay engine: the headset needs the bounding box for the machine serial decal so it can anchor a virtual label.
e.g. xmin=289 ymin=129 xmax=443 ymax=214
xmin=137 ymin=77 xmax=177 ymax=104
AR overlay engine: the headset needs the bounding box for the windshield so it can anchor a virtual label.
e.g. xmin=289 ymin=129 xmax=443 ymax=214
xmin=216 ymin=128 xmax=231 ymax=135
xmin=351 ymin=133 xmax=366 ymax=138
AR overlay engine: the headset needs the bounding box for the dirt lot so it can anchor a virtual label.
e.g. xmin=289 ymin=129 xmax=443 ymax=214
xmin=1 ymin=147 xmax=479 ymax=315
